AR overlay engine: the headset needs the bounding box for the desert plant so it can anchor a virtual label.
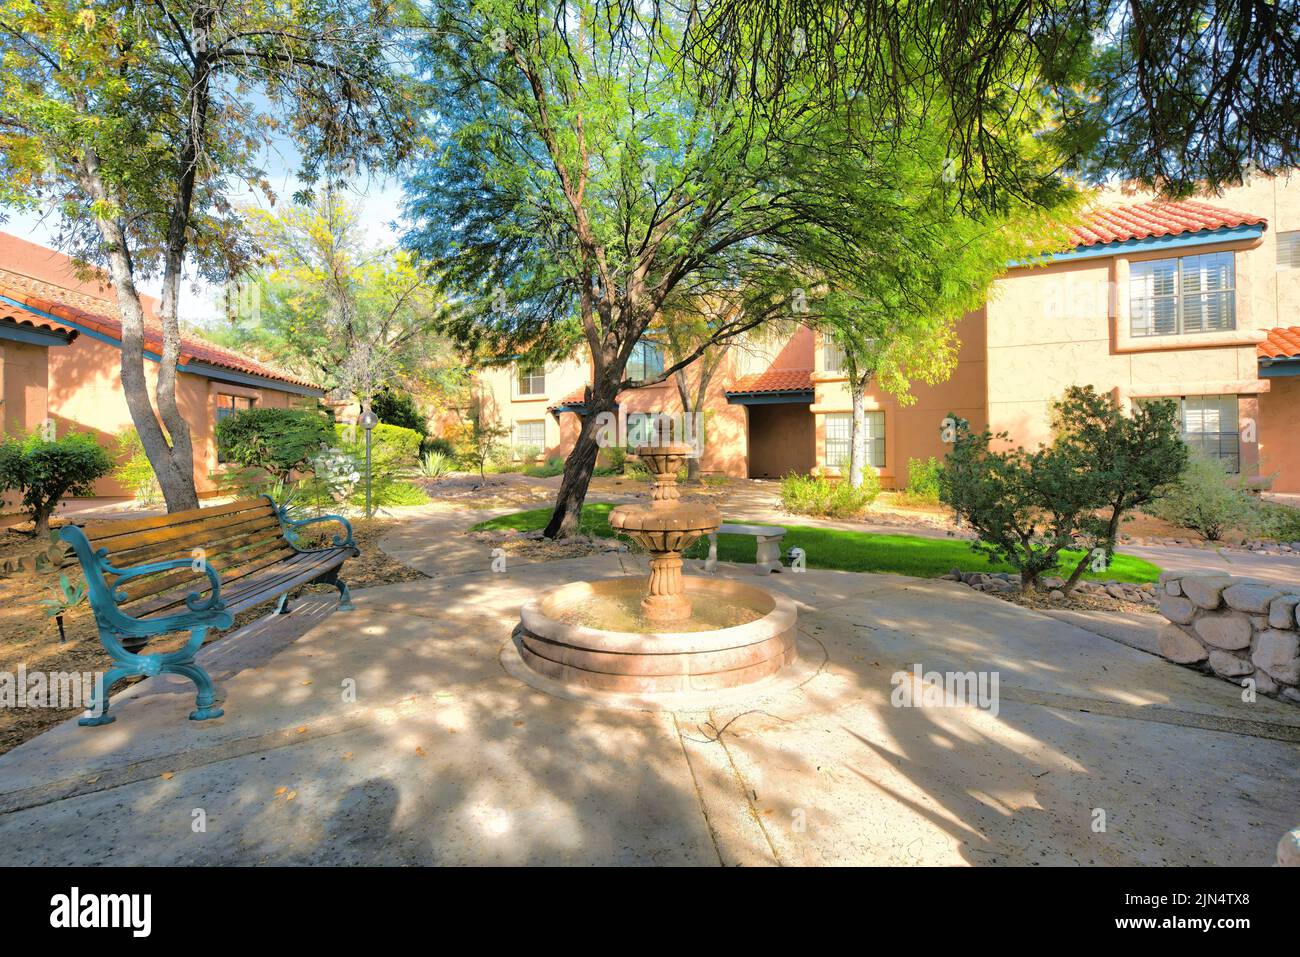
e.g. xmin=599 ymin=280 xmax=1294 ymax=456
xmin=523 ymin=456 xmax=566 ymax=478
xmin=417 ymin=450 xmax=455 ymax=478
xmin=39 ymin=572 xmax=86 ymax=642
xmin=939 ymin=421 xmax=1098 ymax=591
xmin=0 ymin=430 xmax=113 ymax=537
xmin=1251 ymin=500 xmax=1300 ymax=542
xmin=112 ymin=428 xmax=162 ymax=505
xmin=1148 ymin=452 xmax=1258 ymax=541
xmin=1050 ymin=387 xmax=1187 ymax=591
xmin=421 ymin=436 xmax=455 ymax=458
xmin=215 ymin=407 xmax=335 ymax=481
xmin=781 ymin=472 xmax=878 ymax=518
xmin=904 ymin=456 xmax=943 ymax=503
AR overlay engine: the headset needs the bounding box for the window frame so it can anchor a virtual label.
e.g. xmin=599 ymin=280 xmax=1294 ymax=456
xmin=513 ymin=419 xmax=546 ymax=458
xmin=823 ymin=340 xmax=846 ymax=375
xmin=516 ymin=364 xmax=546 ymax=397
xmin=214 ymin=394 xmax=255 ymax=464
xmin=1129 ymin=251 xmax=1236 ymax=338
xmin=626 ymin=339 xmax=665 ymax=383
xmin=823 ymin=411 xmax=885 ymax=470
xmin=1142 ymin=394 xmax=1241 ymax=474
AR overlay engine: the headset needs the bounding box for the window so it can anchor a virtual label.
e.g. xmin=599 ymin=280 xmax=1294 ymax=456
xmin=824 ymin=412 xmax=885 ymax=469
xmin=214 ymin=395 xmax=254 ymax=463
xmin=626 ymin=339 xmax=664 ymax=382
xmin=823 ymin=340 xmax=846 ymax=374
xmin=1130 ymin=251 xmax=1235 ymax=337
xmin=1279 ymin=230 xmax=1300 ymax=270
xmin=1144 ymin=395 xmax=1241 ymax=473
xmin=626 ymin=411 xmax=666 ymax=449
xmin=516 ymin=365 xmax=545 ymax=396
xmin=514 ymin=420 xmax=545 ymax=457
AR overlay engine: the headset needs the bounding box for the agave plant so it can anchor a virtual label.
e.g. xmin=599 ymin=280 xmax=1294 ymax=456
xmin=40 ymin=573 xmax=86 ymax=643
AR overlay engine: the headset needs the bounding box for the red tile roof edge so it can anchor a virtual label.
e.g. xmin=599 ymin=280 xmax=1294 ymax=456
xmin=1260 ymin=326 xmax=1300 ymax=360
xmin=725 ymin=369 xmax=814 ymax=394
xmin=0 ymin=284 xmax=320 ymax=390
xmin=1070 ymin=200 xmax=1266 ymax=248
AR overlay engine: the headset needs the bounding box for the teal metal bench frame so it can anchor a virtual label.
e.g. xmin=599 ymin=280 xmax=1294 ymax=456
xmin=59 ymin=496 xmax=356 ymax=727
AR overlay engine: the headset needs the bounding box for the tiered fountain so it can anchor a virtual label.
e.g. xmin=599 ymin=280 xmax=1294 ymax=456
xmin=511 ymin=444 xmax=798 ymax=698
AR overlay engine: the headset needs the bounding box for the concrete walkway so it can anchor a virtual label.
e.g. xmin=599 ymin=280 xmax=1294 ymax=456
xmin=1 ymin=507 xmax=1296 ymax=866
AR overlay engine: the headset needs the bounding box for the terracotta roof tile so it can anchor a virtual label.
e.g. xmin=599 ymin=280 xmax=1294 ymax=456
xmin=0 ymin=303 xmax=78 ymax=338
xmin=552 ymin=386 xmax=588 ymax=407
xmin=0 ymin=282 xmax=318 ymax=390
xmin=1071 ymin=200 xmax=1265 ymax=248
xmin=726 ymin=369 xmax=813 ymax=394
xmin=1260 ymin=326 xmax=1300 ymax=360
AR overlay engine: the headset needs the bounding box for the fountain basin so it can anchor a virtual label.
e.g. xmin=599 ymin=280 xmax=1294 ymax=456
xmin=516 ymin=576 xmax=798 ymax=694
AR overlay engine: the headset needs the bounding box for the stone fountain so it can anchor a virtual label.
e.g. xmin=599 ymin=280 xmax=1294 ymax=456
xmin=509 ymin=444 xmax=798 ymax=700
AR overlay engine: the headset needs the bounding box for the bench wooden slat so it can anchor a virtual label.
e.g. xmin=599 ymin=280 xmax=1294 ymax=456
xmin=140 ymin=550 xmax=345 ymax=620
xmin=103 ymin=509 xmax=280 ymax=564
xmin=114 ymin=538 xmax=294 ymax=605
xmin=220 ymin=552 xmax=350 ymax=615
xmin=128 ymin=547 xmax=322 ymax=619
xmin=80 ymin=497 xmax=270 ymax=543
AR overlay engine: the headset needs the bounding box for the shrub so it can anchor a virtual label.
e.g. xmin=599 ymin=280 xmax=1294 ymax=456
xmin=523 ymin=456 xmax=566 ymax=478
xmin=905 ymin=456 xmax=942 ymax=502
xmin=421 ymin=436 xmax=455 ymax=458
xmin=335 ymin=422 xmax=422 ymax=471
xmin=112 ymin=428 xmax=161 ymax=505
xmin=0 ymin=430 xmax=113 ymax=536
xmin=215 ymin=407 xmax=334 ymax=481
xmin=780 ymin=472 xmax=878 ymax=518
xmin=1251 ymin=500 xmax=1300 ymax=542
xmin=371 ymin=389 xmax=428 ymax=438
xmin=939 ymin=421 xmax=1097 ymax=591
xmin=417 ymin=451 xmax=455 ymax=478
xmin=1148 ymin=452 xmax=1258 ymax=541
xmin=595 ymin=445 xmax=628 ymax=476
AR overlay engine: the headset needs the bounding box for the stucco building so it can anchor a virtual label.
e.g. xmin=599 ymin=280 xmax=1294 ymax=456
xmin=0 ymin=232 xmax=323 ymax=512
xmin=476 ymin=176 xmax=1300 ymax=492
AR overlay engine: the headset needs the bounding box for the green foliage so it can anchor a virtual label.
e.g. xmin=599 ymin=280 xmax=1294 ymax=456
xmin=1251 ymin=501 xmax=1300 ymax=543
xmin=905 ymin=457 xmax=943 ymax=503
xmin=523 ymin=457 xmax=566 ymax=478
xmin=40 ymin=573 xmax=86 ymax=619
xmin=417 ymin=451 xmax=455 ymax=479
xmin=1050 ymin=386 xmax=1187 ymax=585
xmin=780 ymin=473 xmax=879 ymax=518
xmin=474 ymin=505 xmax=1161 ymax=584
xmin=595 ymin=446 xmax=628 ymax=476
xmin=348 ymin=480 xmax=429 ymax=508
xmin=335 ymin=423 xmax=422 ymax=472
xmin=215 ymin=408 xmax=335 ymax=481
xmin=112 ymin=428 xmax=161 ymax=506
xmin=421 ymin=437 xmax=455 ymax=458
xmin=939 ymin=421 xmax=1098 ymax=590
xmin=372 ymin=390 xmax=429 ymax=437
xmin=1148 ymin=452 xmax=1258 ymax=541
xmin=451 ymin=401 xmax=509 ymax=479
xmin=0 ymin=430 xmax=113 ymax=536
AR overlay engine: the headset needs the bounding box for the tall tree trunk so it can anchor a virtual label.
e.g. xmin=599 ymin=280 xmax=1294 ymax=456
xmin=1062 ymin=504 xmax=1124 ymax=594
xmin=80 ymin=155 xmax=199 ymax=512
xmin=544 ymin=381 xmax=618 ymax=539
xmin=848 ymin=372 xmax=869 ymax=489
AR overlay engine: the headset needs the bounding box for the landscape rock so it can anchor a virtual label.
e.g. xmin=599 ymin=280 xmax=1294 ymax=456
xmin=1251 ymin=630 xmax=1300 ymax=684
xmin=1269 ymin=595 xmax=1300 ymax=630
xmin=1222 ymin=583 xmax=1283 ymax=614
xmin=1207 ymin=650 xmax=1253 ymax=678
xmin=1193 ymin=612 xmax=1253 ymax=650
xmin=1181 ymin=574 xmax=1233 ymax=610
xmin=1158 ymin=624 xmax=1208 ymax=664
xmin=1158 ymin=594 xmax=1196 ymax=624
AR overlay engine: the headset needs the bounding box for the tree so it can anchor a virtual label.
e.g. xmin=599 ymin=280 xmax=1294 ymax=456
xmin=214 ymin=408 xmax=335 ymax=483
xmin=451 ymin=395 xmax=508 ymax=481
xmin=939 ymin=419 xmax=1099 ymax=592
xmin=683 ymin=1 xmax=1300 ymax=197
xmin=0 ymin=1 xmax=421 ymax=511
xmin=372 ymin=390 xmax=428 ymax=439
xmin=0 ymin=431 xmax=112 ymax=538
xmin=1149 ymin=452 xmax=1258 ymax=543
xmin=404 ymin=1 xmax=1075 ymax=538
xmin=219 ymin=191 xmax=447 ymax=406
xmin=1050 ymin=387 xmax=1187 ymax=592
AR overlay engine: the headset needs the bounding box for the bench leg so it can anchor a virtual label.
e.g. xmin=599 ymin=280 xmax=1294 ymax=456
xmin=78 ymin=665 xmax=130 ymax=726
xmin=754 ymin=537 xmax=783 ymax=574
xmin=319 ymin=567 xmax=355 ymax=611
xmin=274 ymin=592 xmax=292 ymax=616
xmin=166 ymin=661 xmax=224 ymax=721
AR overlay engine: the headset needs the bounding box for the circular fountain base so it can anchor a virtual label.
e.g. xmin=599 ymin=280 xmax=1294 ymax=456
xmin=513 ymin=577 xmax=798 ymax=696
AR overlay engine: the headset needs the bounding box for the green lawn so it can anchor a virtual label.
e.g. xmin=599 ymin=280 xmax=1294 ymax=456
xmin=473 ymin=504 xmax=1162 ymax=583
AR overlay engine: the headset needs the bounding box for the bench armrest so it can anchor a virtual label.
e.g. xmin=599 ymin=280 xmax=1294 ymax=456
xmin=280 ymin=510 xmax=355 ymax=550
xmin=103 ymin=555 xmax=226 ymax=614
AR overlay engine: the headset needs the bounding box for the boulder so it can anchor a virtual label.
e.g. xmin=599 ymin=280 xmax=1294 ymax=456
xmin=1222 ymin=583 xmax=1283 ymax=614
xmin=1253 ymin=669 xmax=1279 ymax=695
xmin=1268 ymin=595 xmax=1300 ymax=630
xmin=1159 ymin=594 xmax=1196 ymax=624
xmin=1193 ymin=612 xmax=1253 ymax=650
xmin=1181 ymin=574 xmax=1233 ymax=610
xmin=1278 ymin=828 xmax=1300 ymax=867
xmin=1251 ymin=630 xmax=1300 ymax=685
xmin=1158 ymin=624 xmax=1208 ymax=664
xmin=1207 ymin=650 xmax=1253 ymax=678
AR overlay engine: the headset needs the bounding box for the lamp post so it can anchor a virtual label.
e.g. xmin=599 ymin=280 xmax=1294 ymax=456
xmin=359 ymin=406 xmax=379 ymax=519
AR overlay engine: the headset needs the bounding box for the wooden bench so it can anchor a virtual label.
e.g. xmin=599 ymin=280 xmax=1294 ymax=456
xmin=58 ymin=495 xmax=359 ymax=726
xmin=705 ymin=523 xmax=788 ymax=574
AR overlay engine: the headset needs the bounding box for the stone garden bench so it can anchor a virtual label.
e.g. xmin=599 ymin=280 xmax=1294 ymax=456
xmin=705 ymin=523 xmax=788 ymax=574
xmin=58 ymin=495 xmax=359 ymax=727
